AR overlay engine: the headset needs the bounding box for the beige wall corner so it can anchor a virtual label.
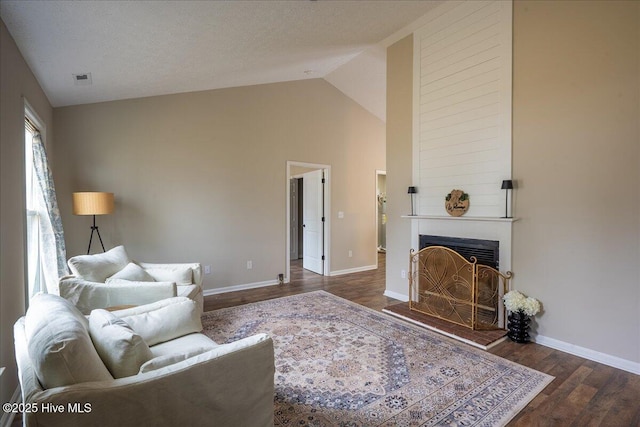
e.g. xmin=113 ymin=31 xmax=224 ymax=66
xmin=512 ymin=0 xmax=639 ymax=364
xmin=385 ymin=35 xmax=414 ymax=300
xmin=324 ymin=46 xmax=387 ymax=122
xmin=0 ymin=19 xmax=54 ymax=404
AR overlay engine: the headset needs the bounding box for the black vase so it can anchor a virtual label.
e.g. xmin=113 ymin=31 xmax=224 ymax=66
xmin=507 ymin=310 xmax=531 ymax=343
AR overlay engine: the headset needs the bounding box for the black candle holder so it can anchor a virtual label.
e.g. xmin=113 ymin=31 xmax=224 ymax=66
xmin=407 ymin=186 xmax=417 ymax=216
xmin=501 ymin=180 xmax=513 ymax=218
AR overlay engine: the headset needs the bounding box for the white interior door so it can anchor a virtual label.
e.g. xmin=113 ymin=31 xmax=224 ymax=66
xmin=303 ymin=169 xmax=324 ymax=274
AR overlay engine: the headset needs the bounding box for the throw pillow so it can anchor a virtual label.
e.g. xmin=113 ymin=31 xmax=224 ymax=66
xmin=119 ymin=297 xmax=202 ymax=346
xmin=144 ymin=266 xmax=193 ymax=285
xmin=106 ymin=262 xmax=155 ymax=283
xmin=109 ymin=294 xmax=186 ymax=318
xmin=139 ymin=347 xmax=214 ymax=374
xmin=67 ymin=245 xmax=130 ymax=282
xmin=24 ymin=294 xmax=113 ymax=388
xmin=89 ymin=309 xmax=154 ymax=378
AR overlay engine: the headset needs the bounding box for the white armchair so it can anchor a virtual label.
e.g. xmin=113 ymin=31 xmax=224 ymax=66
xmin=14 ymin=294 xmax=275 ymax=427
xmin=58 ymin=246 xmax=204 ymax=315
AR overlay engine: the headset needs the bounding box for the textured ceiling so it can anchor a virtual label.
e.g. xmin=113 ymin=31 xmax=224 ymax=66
xmin=1 ymin=0 xmax=439 ymax=108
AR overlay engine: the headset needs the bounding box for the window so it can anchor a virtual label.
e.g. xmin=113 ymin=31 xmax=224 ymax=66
xmin=24 ymin=105 xmax=67 ymax=299
xmin=25 ymin=117 xmax=44 ymax=297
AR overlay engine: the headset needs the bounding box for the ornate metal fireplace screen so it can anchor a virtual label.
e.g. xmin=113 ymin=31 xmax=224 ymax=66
xmin=409 ymin=246 xmax=512 ymax=330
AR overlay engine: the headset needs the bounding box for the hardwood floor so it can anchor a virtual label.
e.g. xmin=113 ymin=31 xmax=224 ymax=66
xmin=204 ymin=253 xmax=640 ymax=426
xmin=204 ymin=253 xmax=394 ymax=313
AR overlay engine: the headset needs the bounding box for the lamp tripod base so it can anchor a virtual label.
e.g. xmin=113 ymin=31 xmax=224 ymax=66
xmin=87 ymin=215 xmax=106 ymax=254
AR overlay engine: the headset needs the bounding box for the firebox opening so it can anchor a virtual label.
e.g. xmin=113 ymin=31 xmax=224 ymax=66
xmin=419 ymin=235 xmax=499 ymax=269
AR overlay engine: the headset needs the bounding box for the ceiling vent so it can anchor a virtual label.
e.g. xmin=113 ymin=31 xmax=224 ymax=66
xmin=72 ymin=73 xmax=92 ymax=86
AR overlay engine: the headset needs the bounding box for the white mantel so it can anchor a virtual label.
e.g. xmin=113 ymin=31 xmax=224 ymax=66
xmin=406 ymin=215 xmax=516 ymax=274
xmin=402 ymin=215 xmax=517 ymax=223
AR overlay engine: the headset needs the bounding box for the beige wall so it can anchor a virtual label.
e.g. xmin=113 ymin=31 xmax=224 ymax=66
xmin=512 ymin=0 xmax=639 ymax=363
xmin=0 ymin=19 xmax=54 ymax=403
xmin=386 ymin=1 xmax=639 ymax=364
xmin=385 ymin=35 xmax=414 ymax=297
xmin=54 ymin=79 xmax=385 ymax=289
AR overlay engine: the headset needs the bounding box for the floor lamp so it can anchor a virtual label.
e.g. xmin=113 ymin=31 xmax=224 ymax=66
xmin=73 ymin=192 xmax=115 ymax=254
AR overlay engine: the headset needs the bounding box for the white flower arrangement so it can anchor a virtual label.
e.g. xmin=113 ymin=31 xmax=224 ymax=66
xmin=503 ymin=290 xmax=541 ymax=316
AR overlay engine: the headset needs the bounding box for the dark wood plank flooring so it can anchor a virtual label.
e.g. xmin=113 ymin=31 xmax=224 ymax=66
xmin=204 ymin=253 xmax=640 ymax=426
xmin=205 ymin=253 xmax=394 ymax=313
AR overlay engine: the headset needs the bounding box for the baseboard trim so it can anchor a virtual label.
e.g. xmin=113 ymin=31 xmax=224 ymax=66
xmin=381 ymin=290 xmax=639 ymax=374
xmin=534 ymin=335 xmax=640 ymax=375
xmin=0 ymin=386 xmax=20 ymax=427
xmin=203 ymin=279 xmax=279 ymax=296
xmin=330 ymin=265 xmax=377 ymax=276
xmin=204 ymin=265 xmax=379 ymax=296
xmin=384 ymin=290 xmax=409 ymax=302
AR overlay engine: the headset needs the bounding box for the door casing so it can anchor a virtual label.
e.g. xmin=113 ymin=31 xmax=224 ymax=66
xmin=285 ymin=161 xmax=331 ymax=281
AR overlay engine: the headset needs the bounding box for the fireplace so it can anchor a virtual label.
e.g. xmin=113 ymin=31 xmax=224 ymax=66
xmin=419 ymin=235 xmax=499 ymax=269
xmin=409 ymin=242 xmax=511 ymax=331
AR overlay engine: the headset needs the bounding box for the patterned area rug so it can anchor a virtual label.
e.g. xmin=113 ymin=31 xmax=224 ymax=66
xmin=202 ymin=291 xmax=553 ymax=426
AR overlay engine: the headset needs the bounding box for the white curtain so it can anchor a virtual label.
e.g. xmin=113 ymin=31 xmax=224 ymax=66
xmin=30 ymin=132 xmax=67 ymax=295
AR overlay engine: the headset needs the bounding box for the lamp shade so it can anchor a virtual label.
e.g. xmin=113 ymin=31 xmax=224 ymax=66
xmin=501 ymin=180 xmax=513 ymax=190
xmin=73 ymin=192 xmax=114 ymax=215
xmin=407 ymin=186 xmax=417 ymax=194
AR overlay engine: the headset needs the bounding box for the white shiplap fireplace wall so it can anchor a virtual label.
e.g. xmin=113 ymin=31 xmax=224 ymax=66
xmin=409 ymin=0 xmax=514 ymax=272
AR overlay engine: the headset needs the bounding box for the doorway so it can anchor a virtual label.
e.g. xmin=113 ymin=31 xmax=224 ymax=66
xmin=286 ymin=161 xmax=331 ymax=281
xmin=289 ymin=177 xmax=303 ymax=261
xmin=376 ymin=170 xmax=387 ymax=253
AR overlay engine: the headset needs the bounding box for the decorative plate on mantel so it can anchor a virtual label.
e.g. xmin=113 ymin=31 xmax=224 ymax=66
xmin=445 ymin=189 xmax=469 ymax=217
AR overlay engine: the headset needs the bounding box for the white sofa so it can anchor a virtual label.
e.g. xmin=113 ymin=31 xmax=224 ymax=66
xmin=14 ymin=294 xmax=275 ymax=427
xmin=59 ymin=246 xmax=204 ymax=315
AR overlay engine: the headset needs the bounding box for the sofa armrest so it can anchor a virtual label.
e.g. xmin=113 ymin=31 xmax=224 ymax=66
xmin=14 ymin=318 xmax=44 ymax=404
xmin=23 ymin=334 xmax=275 ymax=427
xmin=59 ymin=278 xmax=177 ymax=314
xmin=137 ymin=262 xmax=203 ymax=287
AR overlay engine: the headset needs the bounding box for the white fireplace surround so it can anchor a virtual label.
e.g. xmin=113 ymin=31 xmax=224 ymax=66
xmin=407 ymin=0 xmax=516 ymax=282
xmin=384 ymin=215 xmax=516 ymax=327
xmin=404 ymin=215 xmax=517 ymax=277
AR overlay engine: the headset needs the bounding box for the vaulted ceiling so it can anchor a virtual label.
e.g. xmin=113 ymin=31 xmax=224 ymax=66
xmin=1 ymin=0 xmax=441 ymax=118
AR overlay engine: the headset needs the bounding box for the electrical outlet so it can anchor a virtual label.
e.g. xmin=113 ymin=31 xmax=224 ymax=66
xmin=204 ymin=265 xmax=211 ymax=275
xmin=401 ymin=270 xmax=406 ymax=279
xmin=348 ymin=250 xmax=353 ymax=257
xmin=247 ymin=260 xmax=253 ymax=270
